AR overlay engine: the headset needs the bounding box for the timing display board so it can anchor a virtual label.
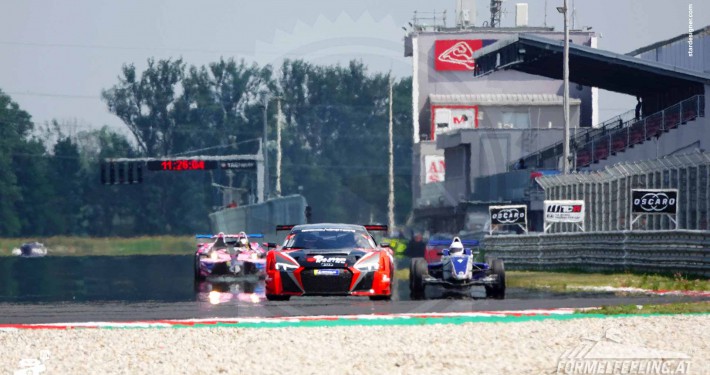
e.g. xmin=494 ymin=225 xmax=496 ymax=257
xmin=146 ymin=159 xmax=218 ymax=171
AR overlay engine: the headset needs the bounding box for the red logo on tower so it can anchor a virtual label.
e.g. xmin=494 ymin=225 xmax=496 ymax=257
xmin=434 ymin=39 xmax=496 ymax=71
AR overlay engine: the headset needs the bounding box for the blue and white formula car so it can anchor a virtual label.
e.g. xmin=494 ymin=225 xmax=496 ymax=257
xmin=409 ymin=237 xmax=505 ymax=300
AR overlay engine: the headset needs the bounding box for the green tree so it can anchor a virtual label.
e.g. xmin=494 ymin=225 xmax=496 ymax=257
xmin=276 ymin=60 xmax=412 ymax=224
xmin=49 ymin=136 xmax=83 ymax=234
xmin=0 ymin=89 xmax=41 ymax=236
xmin=102 ymin=58 xmax=186 ymax=156
xmin=12 ymin=139 xmax=57 ymax=235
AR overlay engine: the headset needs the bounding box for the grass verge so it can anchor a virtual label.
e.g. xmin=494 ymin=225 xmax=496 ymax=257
xmin=393 ymin=265 xmax=709 ymax=292
xmin=507 ymin=270 xmax=709 ymax=292
xmin=0 ymin=236 xmax=195 ymax=256
xmin=580 ymin=301 xmax=710 ymax=315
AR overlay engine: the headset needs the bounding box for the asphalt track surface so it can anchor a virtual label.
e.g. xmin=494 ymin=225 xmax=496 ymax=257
xmin=0 ymin=255 xmax=707 ymax=324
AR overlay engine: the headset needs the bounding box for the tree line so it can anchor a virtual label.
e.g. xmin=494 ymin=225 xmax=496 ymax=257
xmin=0 ymin=58 xmax=413 ymax=237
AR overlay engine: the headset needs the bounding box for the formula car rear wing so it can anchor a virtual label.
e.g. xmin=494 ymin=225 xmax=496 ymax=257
xmin=427 ymin=239 xmax=480 ymax=247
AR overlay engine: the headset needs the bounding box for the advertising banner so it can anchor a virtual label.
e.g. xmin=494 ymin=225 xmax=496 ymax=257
xmin=631 ymin=189 xmax=678 ymax=215
xmin=432 ymin=106 xmax=478 ymax=133
xmin=544 ymin=200 xmax=585 ymax=223
xmin=489 ymin=205 xmax=527 ymax=225
xmin=434 ymin=39 xmax=496 ymax=71
xmin=424 ymin=155 xmax=445 ymax=184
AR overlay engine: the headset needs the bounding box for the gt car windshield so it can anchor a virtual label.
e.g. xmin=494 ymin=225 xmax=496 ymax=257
xmin=283 ymin=230 xmax=375 ymax=250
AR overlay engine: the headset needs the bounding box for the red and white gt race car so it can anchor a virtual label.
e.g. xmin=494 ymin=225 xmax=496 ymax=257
xmin=264 ymin=223 xmax=394 ymax=301
xmin=194 ymin=232 xmax=266 ymax=280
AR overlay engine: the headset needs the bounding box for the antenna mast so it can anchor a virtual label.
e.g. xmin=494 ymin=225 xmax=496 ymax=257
xmin=490 ymin=0 xmax=503 ymax=27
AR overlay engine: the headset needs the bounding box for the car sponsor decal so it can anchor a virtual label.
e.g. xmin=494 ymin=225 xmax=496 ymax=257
xmin=306 ymin=255 xmax=347 ymax=264
xmin=313 ymin=269 xmax=340 ymax=276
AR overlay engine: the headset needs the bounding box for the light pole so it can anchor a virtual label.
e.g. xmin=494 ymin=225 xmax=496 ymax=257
xmin=262 ymin=95 xmax=285 ymax=200
xmin=262 ymin=98 xmax=270 ymax=200
xmin=275 ymin=97 xmax=283 ymax=196
xmin=557 ymin=0 xmax=570 ymax=174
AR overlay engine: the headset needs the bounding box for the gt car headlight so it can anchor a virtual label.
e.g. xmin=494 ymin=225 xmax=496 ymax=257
xmin=210 ymin=251 xmax=219 ymax=260
xmin=354 ymin=253 xmax=381 ymax=272
xmin=272 ymin=253 xmax=299 ymax=271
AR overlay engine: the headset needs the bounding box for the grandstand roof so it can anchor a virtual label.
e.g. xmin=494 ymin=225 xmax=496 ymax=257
xmin=628 ymin=24 xmax=710 ymax=56
xmin=472 ymin=34 xmax=710 ymax=97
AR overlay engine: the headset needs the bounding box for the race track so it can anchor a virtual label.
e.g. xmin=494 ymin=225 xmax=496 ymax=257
xmin=0 ymin=255 xmax=707 ymax=324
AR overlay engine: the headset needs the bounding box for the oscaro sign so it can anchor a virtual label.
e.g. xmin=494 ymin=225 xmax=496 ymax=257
xmin=631 ymin=190 xmax=678 ymax=214
xmin=490 ymin=205 xmax=527 ymax=225
xmin=492 ymin=209 xmax=524 ymax=223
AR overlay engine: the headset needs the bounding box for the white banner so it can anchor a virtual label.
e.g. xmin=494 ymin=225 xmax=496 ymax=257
xmin=434 ymin=107 xmax=477 ymax=132
xmin=424 ymin=155 xmax=445 ymax=184
xmin=544 ymin=200 xmax=585 ymax=223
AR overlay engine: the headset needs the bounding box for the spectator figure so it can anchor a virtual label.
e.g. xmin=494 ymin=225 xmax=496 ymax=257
xmin=515 ymin=158 xmax=526 ymax=170
xmin=405 ymin=233 xmax=426 ymax=258
xmin=635 ymin=97 xmax=643 ymax=120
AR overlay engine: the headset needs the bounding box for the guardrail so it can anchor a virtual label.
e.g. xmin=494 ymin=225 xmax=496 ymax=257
xmin=483 ymin=230 xmax=710 ymax=276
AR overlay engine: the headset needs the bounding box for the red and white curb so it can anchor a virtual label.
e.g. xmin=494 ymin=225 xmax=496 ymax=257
xmin=0 ymin=307 xmax=583 ymax=330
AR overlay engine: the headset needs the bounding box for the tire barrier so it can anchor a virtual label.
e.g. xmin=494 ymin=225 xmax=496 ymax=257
xmin=483 ymin=230 xmax=710 ymax=276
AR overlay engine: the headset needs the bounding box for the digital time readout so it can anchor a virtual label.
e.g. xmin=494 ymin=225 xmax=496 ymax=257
xmin=146 ymin=160 xmax=218 ymax=171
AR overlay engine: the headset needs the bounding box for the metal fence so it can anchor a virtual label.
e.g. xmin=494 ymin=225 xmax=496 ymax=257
xmin=537 ymin=152 xmax=710 ymax=232
xmin=484 ymin=230 xmax=710 ymax=276
xmin=512 ymin=95 xmax=706 ymax=170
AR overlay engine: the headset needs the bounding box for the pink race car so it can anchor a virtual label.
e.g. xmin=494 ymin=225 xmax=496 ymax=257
xmin=194 ymin=232 xmax=267 ymax=280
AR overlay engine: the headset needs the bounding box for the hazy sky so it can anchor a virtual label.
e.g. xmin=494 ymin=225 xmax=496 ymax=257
xmin=1 ymin=0 xmax=707 ymax=135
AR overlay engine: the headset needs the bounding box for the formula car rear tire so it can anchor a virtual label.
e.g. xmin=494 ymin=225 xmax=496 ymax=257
xmin=266 ymin=294 xmax=291 ymax=301
xmin=409 ymin=257 xmax=428 ymax=300
xmin=243 ymin=262 xmax=257 ymax=276
xmin=486 ymin=259 xmax=506 ymax=300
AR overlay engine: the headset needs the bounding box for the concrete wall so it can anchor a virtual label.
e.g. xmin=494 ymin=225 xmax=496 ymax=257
xmin=412 ymin=141 xmax=443 ymax=206
xmin=439 ymin=128 xmax=564 ymax=201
